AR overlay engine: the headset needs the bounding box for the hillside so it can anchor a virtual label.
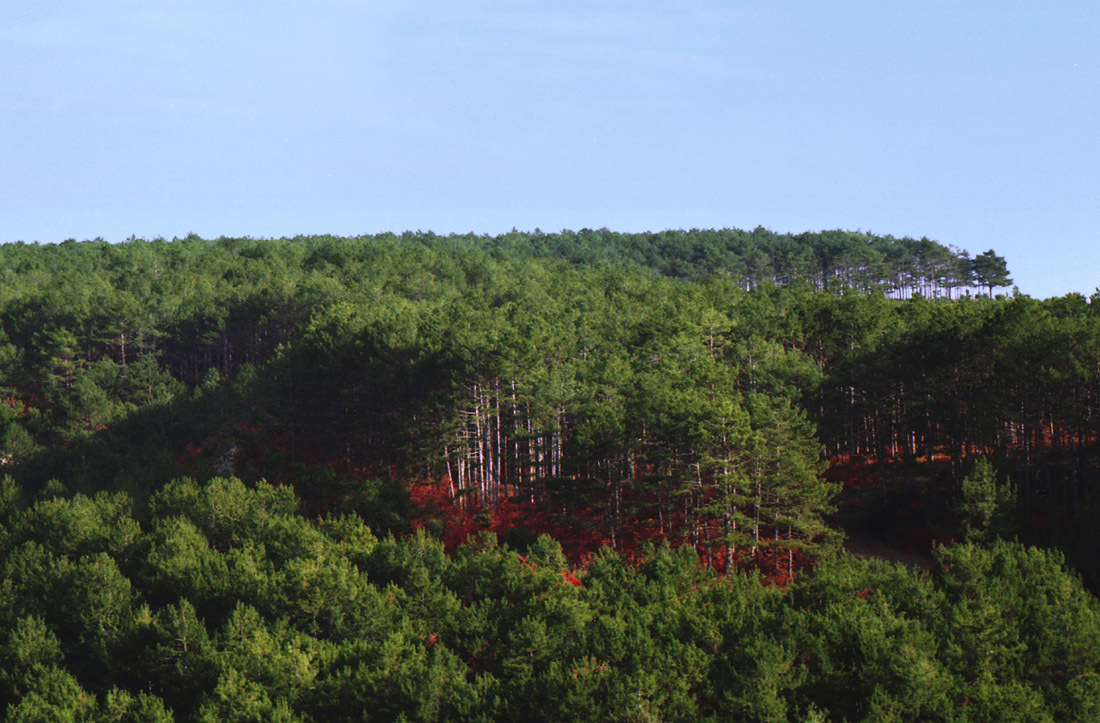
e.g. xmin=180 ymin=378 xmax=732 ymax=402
xmin=3 ymin=230 xmax=1100 ymax=720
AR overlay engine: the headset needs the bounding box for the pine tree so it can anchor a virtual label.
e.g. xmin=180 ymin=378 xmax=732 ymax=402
xmin=956 ymin=457 xmax=1016 ymax=544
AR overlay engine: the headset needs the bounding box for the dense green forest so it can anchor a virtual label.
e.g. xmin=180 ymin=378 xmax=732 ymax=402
xmin=2 ymin=228 xmax=1099 ymax=721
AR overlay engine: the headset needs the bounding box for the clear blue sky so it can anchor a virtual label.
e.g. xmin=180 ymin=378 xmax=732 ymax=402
xmin=2 ymin=2 xmax=1097 ymax=298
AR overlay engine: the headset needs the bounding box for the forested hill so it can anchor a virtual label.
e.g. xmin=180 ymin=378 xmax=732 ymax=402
xmin=4 ymin=226 xmax=1012 ymax=300
xmin=6 ymin=231 xmax=1100 ymax=720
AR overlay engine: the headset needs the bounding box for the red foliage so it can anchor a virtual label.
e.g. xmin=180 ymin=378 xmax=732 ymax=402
xmin=176 ymin=442 xmax=203 ymax=468
xmin=408 ymin=482 xmax=611 ymax=562
xmin=822 ymin=458 xmax=881 ymax=489
xmin=405 ymin=477 xmax=819 ymax=588
xmin=183 ymin=434 xmax=896 ymax=587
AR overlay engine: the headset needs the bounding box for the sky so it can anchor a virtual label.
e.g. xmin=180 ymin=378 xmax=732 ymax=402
xmin=1 ymin=1 xmax=1097 ymax=299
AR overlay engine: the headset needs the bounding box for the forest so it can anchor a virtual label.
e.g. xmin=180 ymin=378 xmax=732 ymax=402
xmin=1 ymin=228 xmax=1099 ymax=721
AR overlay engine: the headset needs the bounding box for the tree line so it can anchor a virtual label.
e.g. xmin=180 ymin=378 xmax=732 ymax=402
xmin=406 ymin=227 xmax=1012 ymax=297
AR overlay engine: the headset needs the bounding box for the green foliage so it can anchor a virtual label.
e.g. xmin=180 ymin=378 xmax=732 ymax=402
xmin=149 ymin=477 xmax=299 ymax=553
xmin=0 ymin=475 xmax=1098 ymax=721
xmin=98 ymin=688 xmax=175 ymax=722
xmin=957 ymin=457 xmax=1016 ymax=543
xmin=195 ymin=667 xmax=300 ymax=722
xmin=935 ymin=542 xmax=1100 ymax=710
xmin=3 ymin=664 xmax=98 ymax=722
xmin=14 ymin=491 xmax=140 ymax=560
xmin=785 ymin=556 xmax=952 ymax=720
xmin=1 ymin=616 xmax=64 ymax=699
xmin=971 ymin=249 xmax=1014 ymax=296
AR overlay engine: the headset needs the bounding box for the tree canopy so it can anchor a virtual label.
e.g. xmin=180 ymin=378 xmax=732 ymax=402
xmin=4 ymin=228 xmax=1100 ymax=720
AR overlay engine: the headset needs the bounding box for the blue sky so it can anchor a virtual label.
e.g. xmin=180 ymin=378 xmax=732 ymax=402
xmin=2 ymin=1 xmax=1097 ymax=298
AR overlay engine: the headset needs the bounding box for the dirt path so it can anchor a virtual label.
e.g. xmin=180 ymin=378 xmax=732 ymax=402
xmin=839 ymin=526 xmax=935 ymax=571
xmin=827 ymin=469 xmax=939 ymax=572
